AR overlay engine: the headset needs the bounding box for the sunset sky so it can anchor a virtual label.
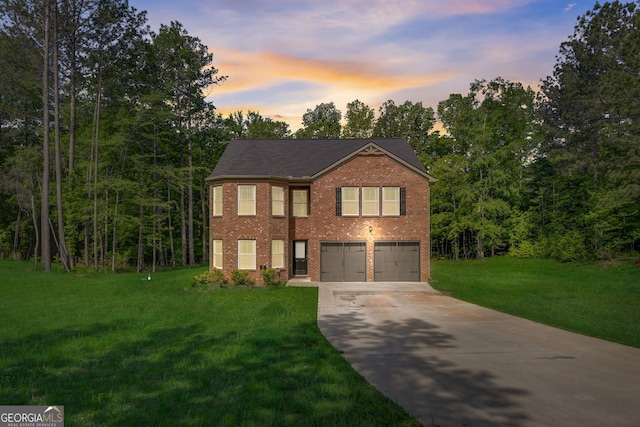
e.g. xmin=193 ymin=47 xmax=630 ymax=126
xmin=130 ymin=0 xmax=595 ymax=130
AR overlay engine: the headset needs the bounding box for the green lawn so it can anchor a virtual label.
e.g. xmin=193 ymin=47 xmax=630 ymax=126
xmin=0 ymin=260 xmax=419 ymax=427
xmin=431 ymin=257 xmax=640 ymax=348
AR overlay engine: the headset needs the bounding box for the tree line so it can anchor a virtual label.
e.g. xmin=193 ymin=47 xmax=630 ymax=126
xmin=0 ymin=1 xmax=638 ymax=271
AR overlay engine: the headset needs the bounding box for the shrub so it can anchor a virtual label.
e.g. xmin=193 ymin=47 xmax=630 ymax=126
xmin=508 ymin=241 xmax=536 ymax=258
xmin=536 ymin=231 xmax=588 ymax=262
xmin=191 ymin=269 xmax=226 ymax=292
xmin=261 ymin=268 xmax=286 ymax=288
xmin=194 ymin=268 xmax=225 ymax=285
xmin=231 ymin=269 xmax=255 ymax=287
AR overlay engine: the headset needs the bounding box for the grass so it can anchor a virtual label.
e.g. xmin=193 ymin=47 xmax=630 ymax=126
xmin=431 ymin=257 xmax=640 ymax=348
xmin=0 ymin=259 xmax=420 ymax=427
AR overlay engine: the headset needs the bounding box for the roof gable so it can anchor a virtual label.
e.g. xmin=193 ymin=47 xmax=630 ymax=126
xmin=207 ymin=138 xmax=435 ymax=182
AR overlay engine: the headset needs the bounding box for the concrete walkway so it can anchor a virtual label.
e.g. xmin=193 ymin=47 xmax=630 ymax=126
xmin=311 ymin=282 xmax=640 ymax=427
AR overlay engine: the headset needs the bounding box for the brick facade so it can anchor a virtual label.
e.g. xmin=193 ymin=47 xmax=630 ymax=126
xmin=209 ymin=147 xmax=432 ymax=284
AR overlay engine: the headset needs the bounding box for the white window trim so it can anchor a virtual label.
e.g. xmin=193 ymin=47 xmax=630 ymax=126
xmin=362 ymin=187 xmax=379 ymax=216
xmin=238 ymin=239 xmax=256 ymax=270
xmin=341 ymin=187 xmax=359 ymax=216
xmin=212 ymin=239 xmax=223 ymax=269
xmin=382 ymin=187 xmax=400 ymax=216
xmin=272 ymin=186 xmax=285 ymax=216
xmin=212 ymin=186 xmax=223 ymax=216
xmin=238 ymin=185 xmax=256 ymax=216
xmin=271 ymin=240 xmax=284 ymax=269
xmin=292 ymin=189 xmax=308 ymax=217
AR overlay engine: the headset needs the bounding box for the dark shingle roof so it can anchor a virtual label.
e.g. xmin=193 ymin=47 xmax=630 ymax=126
xmin=207 ymin=138 xmax=431 ymax=181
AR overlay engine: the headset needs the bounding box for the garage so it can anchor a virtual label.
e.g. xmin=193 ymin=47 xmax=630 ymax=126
xmin=320 ymin=242 xmax=366 ymax=282
xmin=374 ymin=241 xmax=420 ymax=281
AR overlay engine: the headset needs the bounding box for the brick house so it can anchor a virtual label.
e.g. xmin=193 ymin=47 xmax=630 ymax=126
xmin=205 ymin=138 xmax=436 ymax=283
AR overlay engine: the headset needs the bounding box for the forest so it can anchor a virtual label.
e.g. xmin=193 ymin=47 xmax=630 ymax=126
xmin=0 ymin=0 xmax=638 ymax=272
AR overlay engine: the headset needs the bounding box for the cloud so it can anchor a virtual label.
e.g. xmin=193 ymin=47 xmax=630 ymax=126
xmin=564 ymin=3 xmax=577 ymax=13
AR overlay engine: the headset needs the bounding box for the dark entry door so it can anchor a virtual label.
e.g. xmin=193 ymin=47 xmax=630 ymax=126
xmin=293 ymin=241 xmax=308 ymax=276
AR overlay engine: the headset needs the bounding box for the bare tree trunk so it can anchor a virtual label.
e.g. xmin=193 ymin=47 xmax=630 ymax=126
xmin=92 ymin=85 xmax=101 ymax=271
xmin=103 ymin=187 xmax=109 ymax=269
xmin=168 ymin=186 xmax=176 ymax=268
xmin=201 ymin=183 xmax=208 ymax=263
xmin=187 ymin=120 xmax=195 ymax=265
xmin=180 ymin=185 xmax=187 ymax=266
xmin=31 ymin=194 xmax=39 ymax=269
xmin=13 ymin=209 xmax=21 ymax=259
xmin=137 ymin=202 xmax=144 ymax=273
xmin=53 ymin=1 xmax=70 ymax=272
xmin=41 ymin=0 xmax=52 ymax=272
xmin=111 ymin=191 xmax=119 ymax=272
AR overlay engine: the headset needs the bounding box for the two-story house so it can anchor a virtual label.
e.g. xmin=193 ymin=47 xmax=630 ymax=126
xmin=206 ymin=138 xmax=435 ymax=283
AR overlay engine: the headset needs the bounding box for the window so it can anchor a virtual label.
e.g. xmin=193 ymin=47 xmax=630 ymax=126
xmin=212 ymin=239 xmax=223 ymax=269
xmin=212 ymin=186 xmax=223 ymax=216
xmin=362 ymin=187 xmax=379 ymax=216
xmin=382 ymin=187 xmax=400 ymax=216
xmin=341 ymin=187 xmax=359 ymax=216
xmin=337 ymin=186 xmax=406 ymax=216
xmin=292 ymin=189 xmax=308 ymax=217
xmin=272 ymin=186 xmax=284 ymax=216
xmin=238 ymin=185 xmax=256 ymax=216
xmin=271 ymin=240 xmax=284 ymax=269
xmin=238 ymin=240 xmax=256 ymax=270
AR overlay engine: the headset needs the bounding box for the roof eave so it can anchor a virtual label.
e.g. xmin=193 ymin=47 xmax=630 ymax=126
xmin=205 ymin=175 xmax=313 ymax=184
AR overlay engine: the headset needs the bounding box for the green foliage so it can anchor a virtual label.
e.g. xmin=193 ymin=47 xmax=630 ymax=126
xmin=295 ymin=102 xmax=342 ymax=139
xmin=231 ymin=269 xmax=255 ymax=287
xmin=430 ymin=78 xmax=537 ymax=259
xmin=540 ymin=231 xmax=589 ymax=263
xmin=191 ymin=269 xmax=226 ymax=292
xmin=537 ymin=0 xmax=640 ymax=258
xmin=431 ymin=257 xmax=640 ymax=348
xmin=373 ymin=100 xmax=435 ymax=155
xmin=0 ymin=260 xmax=419 ymax=426
xmin=343 ymin=99 xmax=374 ymax=138
xmin=194 ymin=268 xmax=225 ymax=284
xmin=508 ymin=241 xmax=536 ymax=258
xmin=261 ymin=268 xmax=286 ymax=288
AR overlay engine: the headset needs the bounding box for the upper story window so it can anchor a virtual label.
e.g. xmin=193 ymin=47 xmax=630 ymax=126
xmin=212 ymin=186 xmax=223 ymax=216
xmin=238 ymin=185 xmax=256 ymax=216
xmin=362 ymin=187 xmax=379 ymax=216
xmin=337 ymin=186 xmax=406 ymax=216
xmin=341 ymin=187 xmax=359 ymax=216
xmin=382 ymin=187 xmax=400 ymax=216
xmin=272 ymin=186 xmax=284 ymax=216
xmin=292 ymin=189 xmax=308 ymax=217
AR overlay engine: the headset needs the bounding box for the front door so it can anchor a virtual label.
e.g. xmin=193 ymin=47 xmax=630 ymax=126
xmin=293 ymin=241 xmax=308 ymax=276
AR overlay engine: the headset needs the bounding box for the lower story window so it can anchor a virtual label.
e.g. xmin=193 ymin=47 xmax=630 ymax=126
xmin=238 ymin=239 xmax=256 ymax=270
xmin=212 ymin=239 xmax=223 ymax=269
xmin=272 ymin=240 xmax=284 ymax=269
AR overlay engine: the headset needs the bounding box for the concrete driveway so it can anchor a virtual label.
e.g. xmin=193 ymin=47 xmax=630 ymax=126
xmin=314 ymin=282 xmax=640 ymax=427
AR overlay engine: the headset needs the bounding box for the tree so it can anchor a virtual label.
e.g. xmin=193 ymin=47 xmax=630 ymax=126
xmin=537 ymin=0 xmax=640 ymax=257
xmin=372 ymin=100 xmax=435 ymax=155
xmin=295 ymin=102 xmax=342 ymax=139
xmin=343 ymin=99 xmax=374 ymax=138
xmin=431 ymin=78 xmax=537 ymax=259
xmin=152 ymin=21 xmax=225 ymax=267
xmin=223 ymin=111 xmax=291 ymax=139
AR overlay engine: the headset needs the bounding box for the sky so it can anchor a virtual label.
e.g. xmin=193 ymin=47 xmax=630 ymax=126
xmin=129 ymin=0 xmax=595 ymax=131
